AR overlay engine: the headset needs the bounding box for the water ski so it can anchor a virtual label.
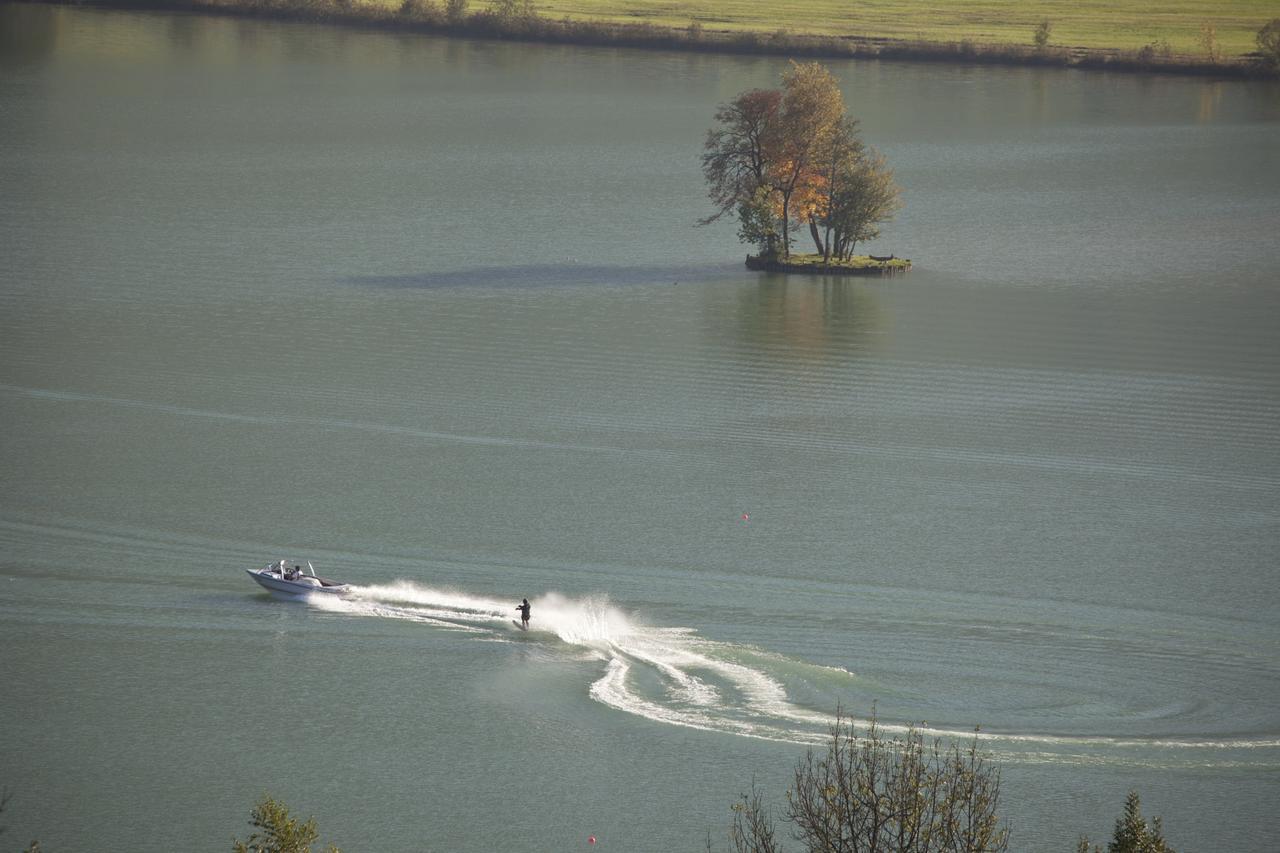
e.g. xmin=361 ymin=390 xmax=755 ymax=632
xmin=512 ymin=620 xmax=528 ymax=631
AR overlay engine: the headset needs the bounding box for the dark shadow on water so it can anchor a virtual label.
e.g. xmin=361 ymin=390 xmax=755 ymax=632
xmin=344 ymin=261 xmax=741 ymax=291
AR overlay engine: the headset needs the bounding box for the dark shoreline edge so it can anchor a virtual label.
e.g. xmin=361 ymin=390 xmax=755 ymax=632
xmin=15 ymin=0 xmax=1278 ymax=80
xmin=746 ymin=254 xmax=912 ymax=276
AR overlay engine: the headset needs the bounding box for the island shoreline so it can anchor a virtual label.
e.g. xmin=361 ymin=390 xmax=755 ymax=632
xmin=747 ymin=254 xmax=912 ymax=276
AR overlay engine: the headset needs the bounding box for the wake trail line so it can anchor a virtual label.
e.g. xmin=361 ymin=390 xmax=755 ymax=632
xmin=0 ymin=383 xmax=667 ymax=458
xmin=288 ymin=581 xmax=1280 ymax=766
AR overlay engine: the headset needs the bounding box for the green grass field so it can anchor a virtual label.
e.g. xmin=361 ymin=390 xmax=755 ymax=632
xmin=409 ymin=0 xmax=1274 ymax=58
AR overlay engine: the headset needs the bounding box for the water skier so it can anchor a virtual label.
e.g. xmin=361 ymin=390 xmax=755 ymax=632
xmin=516 ymin=598 xmax=531 ymax=629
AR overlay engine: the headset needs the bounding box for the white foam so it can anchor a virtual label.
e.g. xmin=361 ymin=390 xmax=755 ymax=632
xmin=348 ymin=581 xmax=511 ymax=617
xmin=531 ymin=592 xmax=636 ymax=645
xmin=290 ymin=581 xmax=1280 ymax=764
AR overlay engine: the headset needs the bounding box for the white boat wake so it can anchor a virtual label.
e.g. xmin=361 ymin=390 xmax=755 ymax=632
xmin=308 ymin=582 xmax=848 ymax=743
xmin=303 ymin=582 xmax=1280 ymax=768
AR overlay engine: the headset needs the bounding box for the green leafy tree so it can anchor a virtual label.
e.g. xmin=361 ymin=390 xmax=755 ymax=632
xmin=445 ymin=0 xmax=468 ymax=24
xmin=1033 ymin=19 xmax=1052 ymax=49
xmin=232 ymin=795 xmax=340 ymax=853
xmin=1258 ymin=18 xmax=1280 ymax=69
xmin=399 ymin=0 xmax=442 ymax=20
xmin=801 ymin=119 xmax=901 ymax=262
xmin=823 ymin=146 xmax=901 ymax=261
xmin=488 ymin=0 xmax=536 ymax=21
xmin=738 ymin=185 xmax=783 ymax=260
xmin=728 ymin=709 xmax=1009 ymax=853
xmin=1076 ymin=791 xmax=1176 ymax=853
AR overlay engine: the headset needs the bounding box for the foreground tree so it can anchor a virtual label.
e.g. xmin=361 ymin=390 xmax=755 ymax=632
xmin=728 ymin=710 xmax=1009 ymax=853
xmin=702 ymin=63 xmax=900 ymax=262
xmin=233 ymin=795 xmax=340 ymax=853
xmin=1076 ymin=790 xmax=1177 ymax=853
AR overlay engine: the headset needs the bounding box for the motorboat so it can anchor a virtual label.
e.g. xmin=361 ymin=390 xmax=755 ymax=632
xmin=246 ymin=560 xmax=353 ymax=598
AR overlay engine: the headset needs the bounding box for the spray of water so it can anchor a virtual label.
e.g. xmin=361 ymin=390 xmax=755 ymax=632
xmin=298 ymin=582 xmax=1280 ymax=766
xmin=304 ymin=581 xmax=842 ymax=743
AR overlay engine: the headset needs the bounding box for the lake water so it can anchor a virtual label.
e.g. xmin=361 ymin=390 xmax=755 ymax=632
xmin=2 ymin=5 xmax=1278 ymax=851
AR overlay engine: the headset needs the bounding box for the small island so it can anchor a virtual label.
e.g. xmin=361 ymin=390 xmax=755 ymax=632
xmin=746 ymin=253 xmax=912 ymax=276
xmin=702 ymin=62 xmax=909 ymax=277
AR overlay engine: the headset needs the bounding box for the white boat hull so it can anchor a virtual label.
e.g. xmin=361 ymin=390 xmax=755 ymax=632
xmin=246 ymin=566 xmax=352 ymax=598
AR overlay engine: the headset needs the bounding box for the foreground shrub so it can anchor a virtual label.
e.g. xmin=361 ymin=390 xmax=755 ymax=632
xmin=727 ymin=710 xmax=1009 ymax=853
xmin=232 ymin=795 xmax=339 ymax=853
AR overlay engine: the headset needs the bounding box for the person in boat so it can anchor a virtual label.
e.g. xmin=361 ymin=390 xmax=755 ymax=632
xmin=516 ymin=598 xmax=531 ymax=628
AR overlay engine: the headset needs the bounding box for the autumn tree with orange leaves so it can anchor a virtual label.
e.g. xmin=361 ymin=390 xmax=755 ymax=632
xmin=702 ymin=62 xmax=901 ymax=263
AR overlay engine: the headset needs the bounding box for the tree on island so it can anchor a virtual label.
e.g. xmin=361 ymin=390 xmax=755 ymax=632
xmin=702 ymin=62 xmax=901 ymax=263
xmin=801 ymin=119 xmax=903 ymax=262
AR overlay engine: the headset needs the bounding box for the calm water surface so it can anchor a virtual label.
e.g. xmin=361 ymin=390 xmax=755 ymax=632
xmin=2 ymin=5 xmax=1279 ymax=851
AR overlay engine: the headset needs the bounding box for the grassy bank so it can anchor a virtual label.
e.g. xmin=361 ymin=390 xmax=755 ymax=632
xmin=747 ymin=254 xmax=912 ymax=276
xmin=29 ymin=0 xmax=1279 ymax=77
xmin=521 ymin=0 xmax=1274 ymax=59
